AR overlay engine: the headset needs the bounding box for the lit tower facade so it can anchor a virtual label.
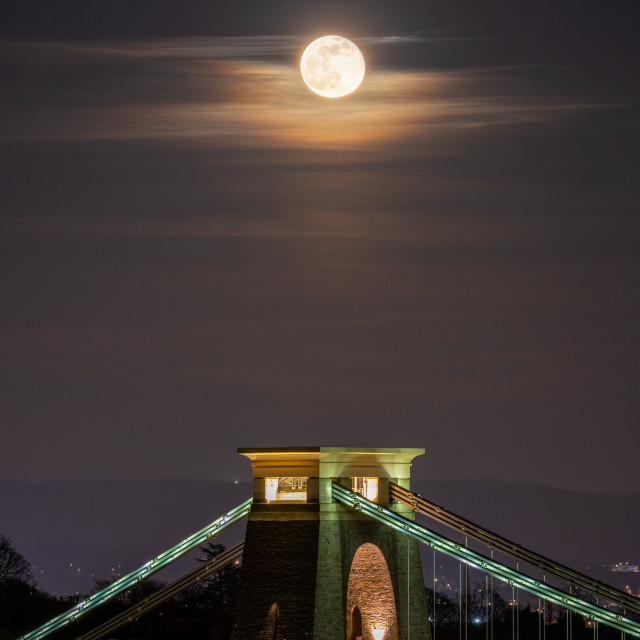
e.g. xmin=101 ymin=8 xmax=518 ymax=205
xmin=230 ymin=447 xmax=431 ymax=640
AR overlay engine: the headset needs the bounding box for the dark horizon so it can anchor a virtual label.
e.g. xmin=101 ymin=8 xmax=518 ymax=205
xmin=3 ymin=476 xmax=638 ymax=596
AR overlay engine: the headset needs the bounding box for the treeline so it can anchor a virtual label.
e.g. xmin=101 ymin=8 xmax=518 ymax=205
xmin=425 ymin=584 xmax=624 ymax=640
xmin=1 ymin=535 xmax=629 ymax=640
xmin=0 ymin=537 xmax=237 ymax=640
xmin=0 ymin=535 xmax=61 ymax=638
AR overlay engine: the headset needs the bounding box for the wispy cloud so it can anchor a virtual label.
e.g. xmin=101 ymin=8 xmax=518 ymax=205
xmin=1 ymin=39 xmax=620 ymax=148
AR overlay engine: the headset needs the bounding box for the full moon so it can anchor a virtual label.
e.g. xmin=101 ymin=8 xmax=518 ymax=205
xmin=300 ymin=35 xmax=365 ymax=98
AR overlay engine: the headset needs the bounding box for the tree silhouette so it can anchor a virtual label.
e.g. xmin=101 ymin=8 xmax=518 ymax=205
xmin=0 ymin=535 xmax=34 ymax=585
xmin=196 ymin=542 xmax=240 ymax=610
xmin=0 ymin=536 xmax=58 ymax=636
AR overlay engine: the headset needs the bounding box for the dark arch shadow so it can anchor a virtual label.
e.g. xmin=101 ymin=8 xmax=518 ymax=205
xmin=351 ymin=605 xmax=363 ymax=640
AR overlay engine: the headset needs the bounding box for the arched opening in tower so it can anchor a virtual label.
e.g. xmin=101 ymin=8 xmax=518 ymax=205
xmin=346 ymin=543 xmax=398 ymax=640
xmin=351 ymin=605 xmax=363 ymax=640
xmin=265 ymin=602 xmax=279 ymax=639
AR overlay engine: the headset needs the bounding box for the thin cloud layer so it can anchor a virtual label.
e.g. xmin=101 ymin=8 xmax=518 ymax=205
xmin=0 ymin=38 xmax=623 ymax=148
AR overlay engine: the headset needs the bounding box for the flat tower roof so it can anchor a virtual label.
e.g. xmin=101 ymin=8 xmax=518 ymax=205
xmin=238 ymin=447 xmax=425 ymax=480
xmin=238 ymin=446 xmax=424 ymax=455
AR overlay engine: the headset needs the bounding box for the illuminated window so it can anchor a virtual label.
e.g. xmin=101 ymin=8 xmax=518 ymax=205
xmin=352 ymin=477 xmax=378 ymax=502
xmin=265 ymin=478 xmax=278 ymax=502
xmin=264 ymin=477 xmax=308 ymax=502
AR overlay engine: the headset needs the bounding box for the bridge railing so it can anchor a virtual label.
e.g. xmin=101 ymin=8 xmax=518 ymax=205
xmin=332 ymin=482 xmax=640 ymax=638
xmin=389 ymin=482 xmax=640 ymax=617
xmin=18 ymin=498 xmax=252 ymax=640
xmin=77 ymin=540 xmax=245 ymax=640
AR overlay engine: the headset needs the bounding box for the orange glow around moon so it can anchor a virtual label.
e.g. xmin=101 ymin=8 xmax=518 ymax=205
xmin=300 ymin=35 xmax=366 ymax=98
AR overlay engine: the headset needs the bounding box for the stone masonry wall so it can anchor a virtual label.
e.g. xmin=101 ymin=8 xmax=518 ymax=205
xmin=230 ymin=519 xmax=319 ymax=640
xmin=314 ymin=516 xmax=431 ymax=640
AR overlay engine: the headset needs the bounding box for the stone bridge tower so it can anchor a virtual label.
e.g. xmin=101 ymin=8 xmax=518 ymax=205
xmin=230 ymin=447 xmax=431 ymax=640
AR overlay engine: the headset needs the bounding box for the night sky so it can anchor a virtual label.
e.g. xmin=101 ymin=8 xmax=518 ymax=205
xmin=1 ymin=1 xmax=639 ymax=493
